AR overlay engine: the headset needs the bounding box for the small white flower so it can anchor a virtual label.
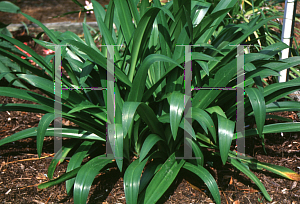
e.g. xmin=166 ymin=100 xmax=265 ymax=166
xmin=85 ymin=1 xmax=93 ymax=14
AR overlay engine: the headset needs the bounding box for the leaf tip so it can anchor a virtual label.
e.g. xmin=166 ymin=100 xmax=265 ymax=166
xmin=285 ymin=172 xmax=300 ymax=181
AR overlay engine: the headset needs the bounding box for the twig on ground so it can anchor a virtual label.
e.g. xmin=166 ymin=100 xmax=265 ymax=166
xmin=222 ymin=190 xmax=229 ymax=204
xmin=45 ymin=193 xmax=53 ymax=204
xmin=19 ymin=183 xmax=40 ymax=190
xmin=4 ymin=153 xmax=55 ymax=165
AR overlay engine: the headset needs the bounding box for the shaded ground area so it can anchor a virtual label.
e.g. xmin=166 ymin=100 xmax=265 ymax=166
xmin=0 ymin=0 xmax=108 ymax=24
xmin=1 ymin=0 xmax=300 ymax=203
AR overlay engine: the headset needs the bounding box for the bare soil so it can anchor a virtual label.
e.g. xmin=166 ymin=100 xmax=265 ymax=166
xmin=1 ymin=0 xmax=300 ymax=203
xmin=0 ymin=0 xmax=109 ymax=25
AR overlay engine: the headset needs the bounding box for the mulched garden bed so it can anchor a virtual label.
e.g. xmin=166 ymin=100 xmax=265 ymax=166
xmin=1 ymin=0 xmax=300 ymax=203
xmin=1 ymin=87 xmax=300 ymax=204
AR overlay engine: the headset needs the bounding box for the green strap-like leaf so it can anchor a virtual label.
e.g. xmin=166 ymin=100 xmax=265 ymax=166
xmin=104 ymin=0 xmax=116 ymax=35
xmin=192 ymin=108 xmax=217 ymax=143
xmin=169 ymin=91 xmax=186 ymax=140
xmin=230 ymin=152 xmax=300 ymax=181
xmin=73 ymin=155 xmax=114 ymax=204
xmin=15 ymin=74 xmax=87 ymax=106
xmin=195 ymin=60 xmax=209 ymax=76
xmin=257 ymin=162 xmax=300 ymax=181
xmin=82 ymin=23 xmax=101 ymax=54
xmin=38 ymin=167 xmax=81 ymax=189
xmin=183 ymin=162 xmax=221 ymax=204
xmin=217 ymin=115 xmax=235 ymax=165
xmin=114 ymin=0 xmax=135 ymax=54
xmin=139 ymin=134 xmax=162 ymax=162
xmin=64 ymin=40 xmax=132 ymax=88
xmin=141 ymin=54 xmax=187 ymax=103
xmin=191 ymin=1 xmax=211 ymax=26
xmin=205 ymin=106 xmax=227 ymax=118
xmin=66 ymin=140 xmax=95 ymax=195
xmin=37 ymin=113 xmax=58 ymax=158
xmin=0 ymin=127 xmax=105 ymax=147
xmin=137 ymin=103 xmax=165 ymax=139
xmin=228 ymin=158 xmax=272 ymax=201
xmin=193 ymin=60 xmax=237 ymax=110
xmin=127 ymin=0 xmax=141 ymax=26
xmin=67 ymin=103 xmax=103 ymax=114
xmin=262 ymin=56 xmax=300 ymax=72
xmin=0 ymin=61 xmax=28 ymax=89
xmin=15 ymin=73 xmax=52 ymax=94
xmin=127 ymin=7 xmax=174 ymax=82
xmin=20 ymin=12 xmax=60 ymax=45
xmin=196 ymin=0 xmax=238 ymax=43
xmin=122 ymin=102 xmax=165 ymax=139
xmin=139 ymin=160 xmax=163 ymax=193
xmin=242 ymin=122 xmax=300 ymax=138
xmin=265 ymin=101 xmax=300 ymax=113
xmin=124 ymin=157 xmax=149 ymax=204
xmin=264 ymin=77 xmax=300 ymax=104
xmin=92 ymin=0 xmax=121 ymax=62
xmin=185 ymin=138 xmax=204 ymax=167
xmin=0 ymin=47 xmax=48 ymax=80
xmin=157 ymin=113 xmax=196 ymax=140
xmin=0 ymin=34 xmax=52 ymax=73
xmin=128 ymin=54 xmax=183 ymax=102
xmin=114 ymin=124 xmax=124 ymax=172
xmin=265 ymin=114 xmax=293 ymax=122
xmin=245 ymin=87 xmax=266 ymax=141
xmin=122 ymin=102 xmax=141 ymax=138
xmin=139 ymin=152 xmax=185 ymax=204
xmin=0 ymin=1 xmax=20 ymax=13
xmin=0 ymin=103 xmax=53 ymax=114
xmin=243 ymin=68 xmax=280 ymax=87
xmin=48 ymin=141 xmax=80 ymax=179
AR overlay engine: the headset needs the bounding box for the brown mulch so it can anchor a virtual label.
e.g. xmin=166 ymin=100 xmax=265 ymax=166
xmin=1 ymin=1 xmax=300 ymax=203
xmin=0 ymin=0 xmax=109 ymax=25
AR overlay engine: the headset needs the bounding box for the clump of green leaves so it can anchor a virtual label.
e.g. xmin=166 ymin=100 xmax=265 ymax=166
xmin=1 ymin=0 xmax=300 ymax=203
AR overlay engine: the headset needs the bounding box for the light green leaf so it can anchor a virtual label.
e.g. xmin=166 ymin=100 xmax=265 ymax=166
xmin=217 ymin=115 xmax=235 ymax=165
xmin=245 ymin=87 xmax=266 ymax=141
xmin=122 ymin=102 xmax=141 ymax=138
xmin=169 ymin=91 xmax=186 ymax=140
